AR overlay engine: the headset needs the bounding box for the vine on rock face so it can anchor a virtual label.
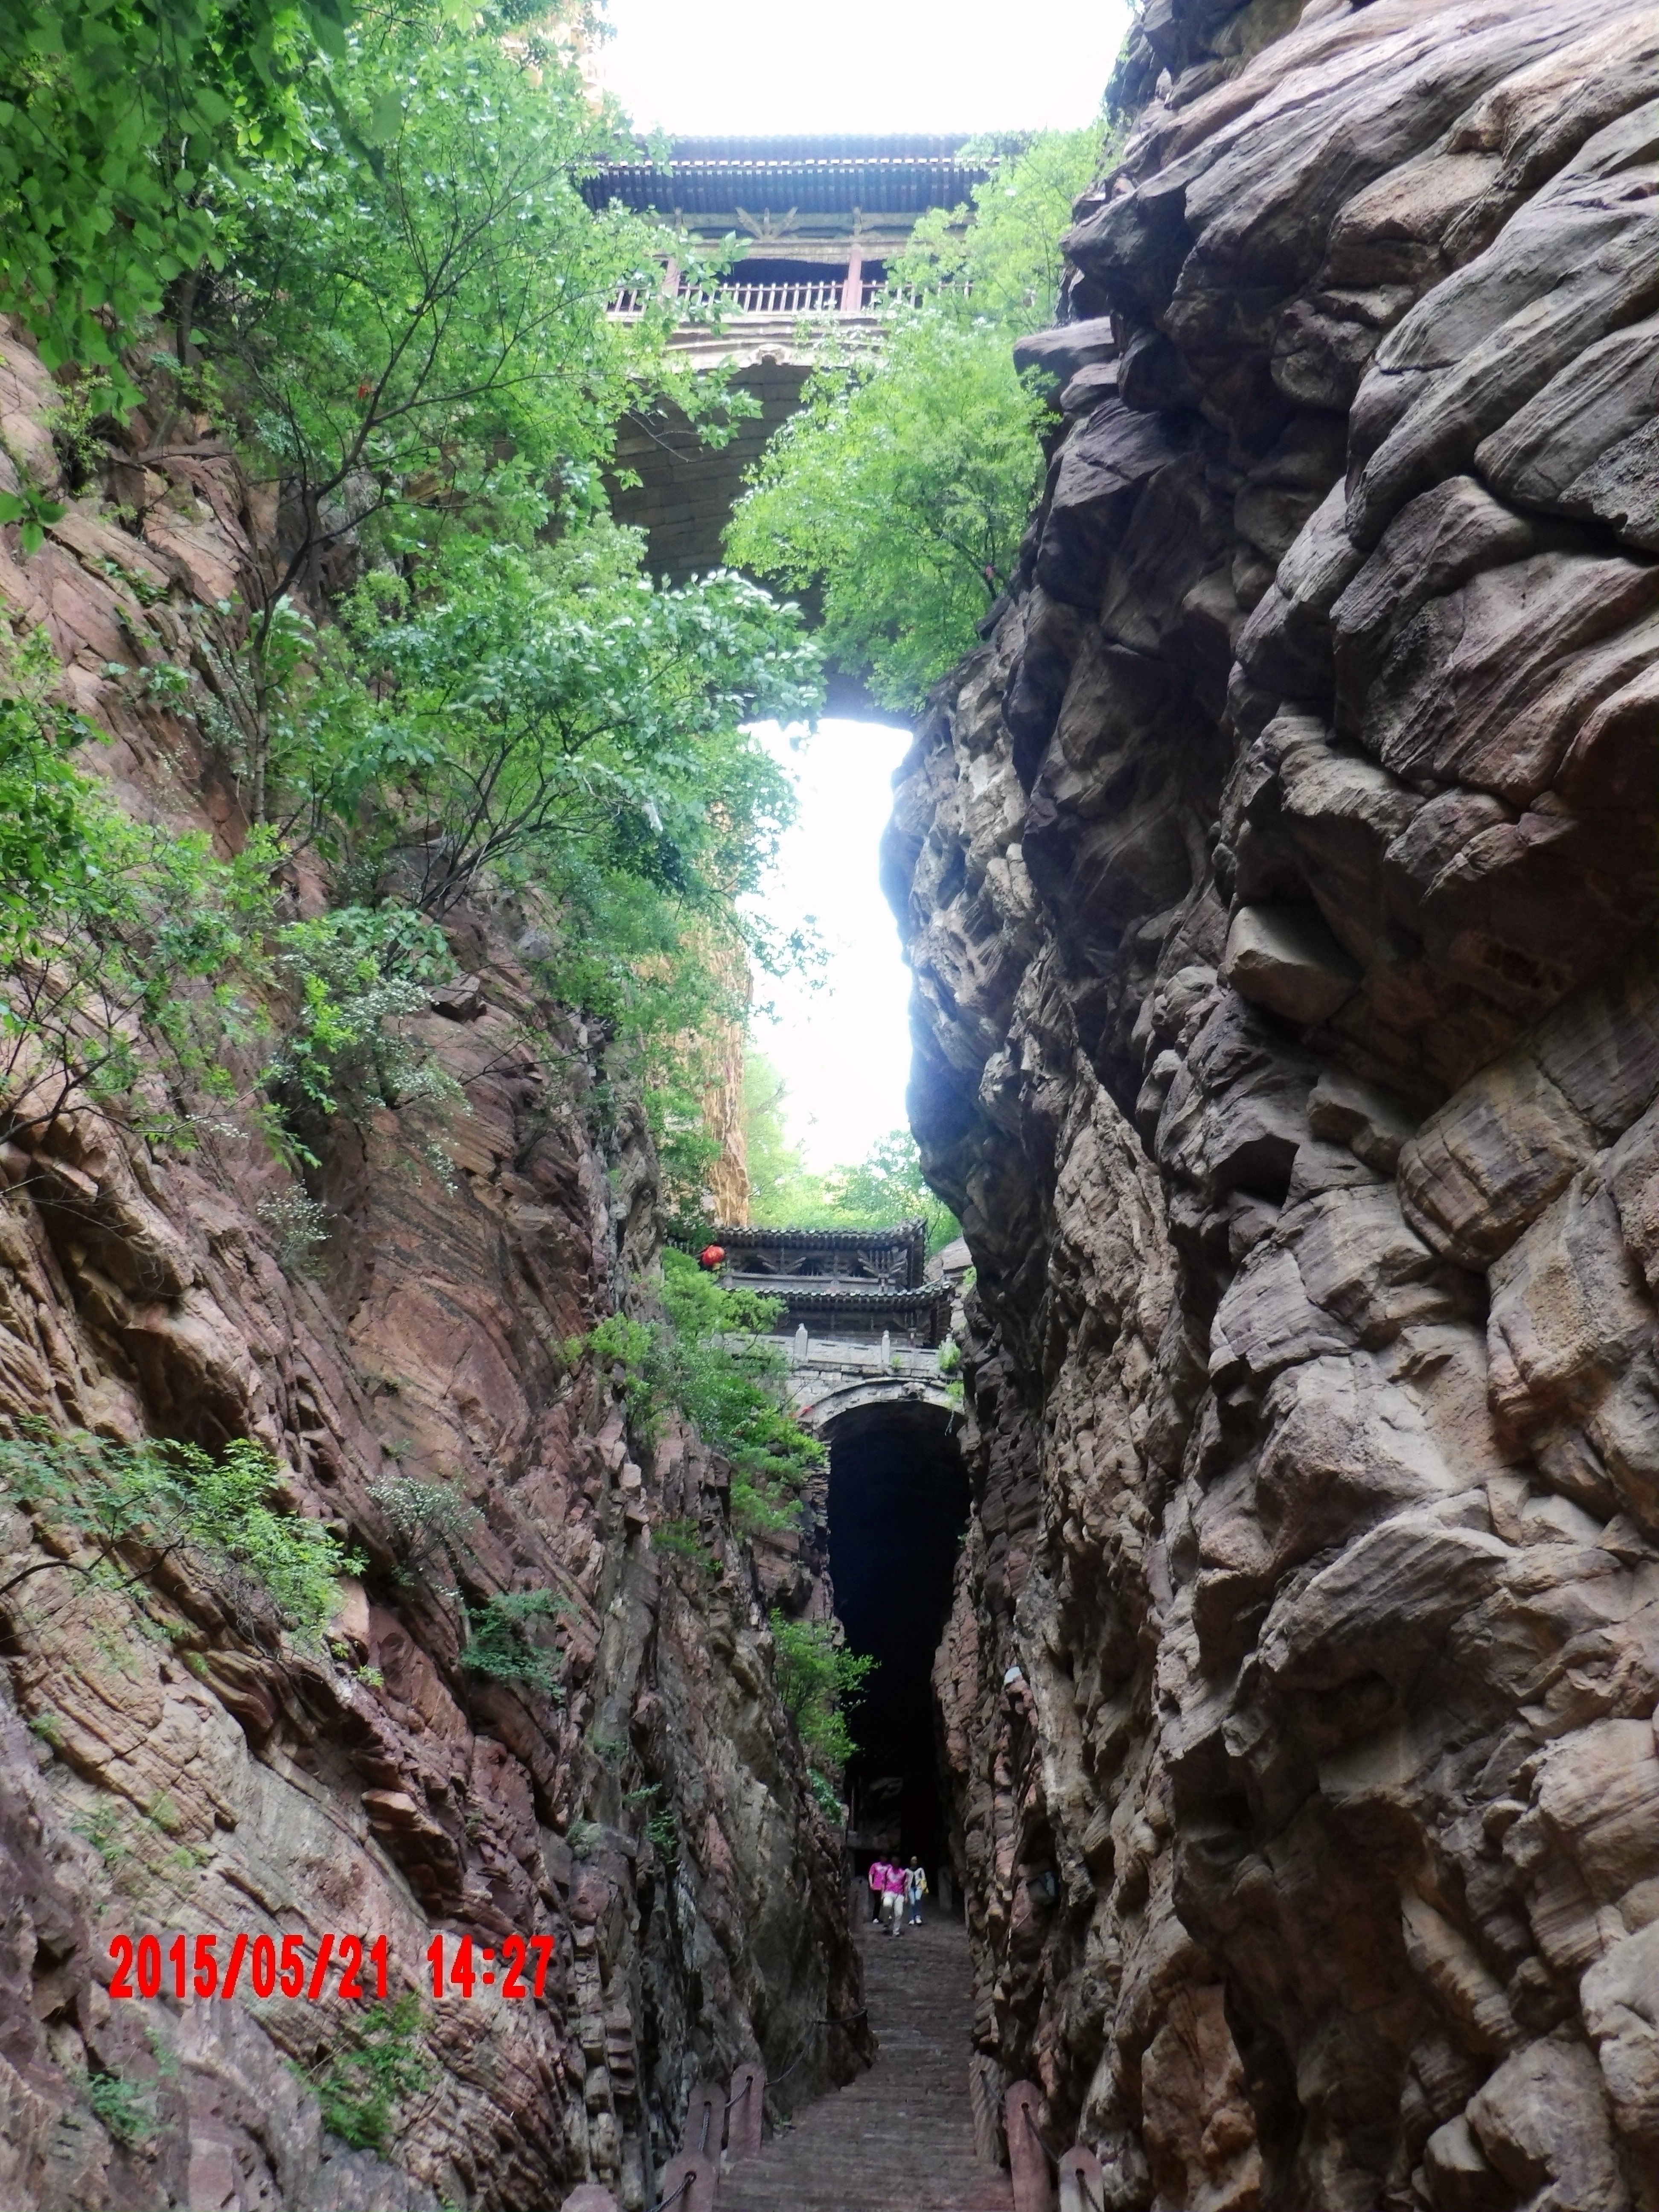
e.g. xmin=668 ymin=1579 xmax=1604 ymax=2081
xmin=768 ymin=1611 xmax=876 ymax=1770
xmin=576 ymin=1266 xmax=877 ymax=1792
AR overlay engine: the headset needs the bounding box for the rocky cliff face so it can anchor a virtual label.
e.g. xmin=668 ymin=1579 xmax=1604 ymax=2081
xmin=885 ymin=3 xmax=1659 ymax=2206
xmin=0 ymin=329 xmax=862 ymax=2211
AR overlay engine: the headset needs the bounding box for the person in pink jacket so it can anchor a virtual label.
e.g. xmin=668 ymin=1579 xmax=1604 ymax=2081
xmin=866 ymin=1857 xmax=890 ymax=1925
xmin=879 ymin=1858 xmax=906 ymax=1936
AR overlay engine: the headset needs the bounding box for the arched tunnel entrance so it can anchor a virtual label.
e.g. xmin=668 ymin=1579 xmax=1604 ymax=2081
xmin=824 ymin=1401 xmax=970 ymax=1899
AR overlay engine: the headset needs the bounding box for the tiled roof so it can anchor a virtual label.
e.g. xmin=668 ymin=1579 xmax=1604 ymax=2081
xmin=756 ymin=1283 xmax=949 ymax=1310
xmin=697 ymin=1221 xmax=925 ymax=1251
xmin=583 ymin=137 xmax=990 ymax=218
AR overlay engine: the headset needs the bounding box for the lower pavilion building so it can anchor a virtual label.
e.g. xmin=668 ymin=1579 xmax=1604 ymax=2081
xmin=677 ymin=1220 xmax=956 ymax=1349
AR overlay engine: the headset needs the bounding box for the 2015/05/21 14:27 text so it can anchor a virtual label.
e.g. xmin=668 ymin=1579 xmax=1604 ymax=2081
xmin=106 ymin=1931 xmax=555 ymax=2001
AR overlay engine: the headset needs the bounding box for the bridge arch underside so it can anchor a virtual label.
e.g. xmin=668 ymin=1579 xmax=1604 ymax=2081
xmin=823 ymin=1397 xmax=969 ymax=1890
xmin=608 ymin=345 xmax=888 ymax=723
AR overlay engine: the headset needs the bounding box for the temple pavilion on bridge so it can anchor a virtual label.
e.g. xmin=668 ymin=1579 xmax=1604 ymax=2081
xmin=680 ymin=1220 xmax=957 ymax=1349
xmin=584 ymin=136 xmax=991 ymax=602
xmin=584 ymin=135 xmax=990 ymax=322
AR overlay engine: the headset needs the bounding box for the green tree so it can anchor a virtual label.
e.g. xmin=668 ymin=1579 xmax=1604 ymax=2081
xmin=200 ymin=21 xmax=692 ymax=819
xmin=725 ymin=126 xmax=1106 ymax=713
xmin=743 ymin=1068 xmax=960 ymax=1253
xmin=0 ymin=1 xmax=821 ymax=1241
xmin=296 ymin=525 xmax=818 ymax=1207
xmin=323 ymin=527 xmax=819 ymax=916
xmin=0 ymin=0 xmax=350 ymax=396
xmin=740 ymin=1052 xmax=831 ymax=1223
xmin=462 ymin=1589 xmax=571 ymax=1695
xmin=821 ymin=1129 xmax=960 ymax=1252
xmin=261 ymin=903 xmax=460 ymax=1150
xmin=726 ymin=316 xmax=1046 ymax=713
xmin=888 ymin=125 xmax=1104 ymax=329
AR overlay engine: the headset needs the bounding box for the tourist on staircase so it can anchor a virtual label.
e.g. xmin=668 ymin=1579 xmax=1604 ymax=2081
xmin=905 ymin=1857 xmax=928 ymax=1927
xmin=880 ymin=1857 xmax=906 ymax=1936
xmin=866 ymin=1854 xmax=889 ymax=1925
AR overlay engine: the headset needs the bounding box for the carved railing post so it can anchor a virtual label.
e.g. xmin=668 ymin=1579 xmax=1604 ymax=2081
xmin=682 ymin=2080 xmax=725 ymax=2160
xmin=657 ymin=2151 xmax=719 ymax=2212
xmin=1005 ymin=2080 xmax=1057 ymax=2212
xmin=727 ymin=2061 xmax=764 ymax=2158
xmin=563 ymin=2190 xmax=620 ymax=2212
xmin=1060 ymin=2145 xmax=1105 ymax=2212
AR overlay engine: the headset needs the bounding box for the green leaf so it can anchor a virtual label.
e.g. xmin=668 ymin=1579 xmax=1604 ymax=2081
xmin=363 ymin=88 xmax=403 ymax=145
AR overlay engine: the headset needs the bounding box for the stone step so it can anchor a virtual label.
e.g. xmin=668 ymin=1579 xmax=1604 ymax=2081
xmin=714 ymin=1918 xmax=1013 ymax=2212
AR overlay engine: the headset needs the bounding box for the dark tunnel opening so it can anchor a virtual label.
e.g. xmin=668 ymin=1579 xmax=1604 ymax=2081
xmin=826 ymin=1403 xmax=969 ymax=1907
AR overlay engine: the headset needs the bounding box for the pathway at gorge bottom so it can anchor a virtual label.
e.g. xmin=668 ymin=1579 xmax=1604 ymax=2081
xmin=716 ymin=1914 xmax=1013 ymax=2212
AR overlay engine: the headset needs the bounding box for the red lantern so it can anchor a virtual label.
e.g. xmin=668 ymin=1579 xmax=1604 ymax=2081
xmin=697 ymin=1244 xmax=726 ymax=1272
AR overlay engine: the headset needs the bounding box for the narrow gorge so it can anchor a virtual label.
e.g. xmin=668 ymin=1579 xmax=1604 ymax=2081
xmin=0 ymin=0 xmax=1654 ymax=2205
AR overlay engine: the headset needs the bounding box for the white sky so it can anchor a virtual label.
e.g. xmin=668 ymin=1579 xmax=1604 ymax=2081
xmin=595 ymin=0 xmax=1126 ymax=143
xmin=745 ymin=721 xmax=916 ymax=1173
xmin=596 ymin=0 xmax=1129 ymax=1172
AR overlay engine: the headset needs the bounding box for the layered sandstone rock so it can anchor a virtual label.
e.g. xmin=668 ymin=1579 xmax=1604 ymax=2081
xmin=885 ymin=3 xmax=1659 ymax=2206
xmin=0 ymin=328 xmax=862 ymax=2210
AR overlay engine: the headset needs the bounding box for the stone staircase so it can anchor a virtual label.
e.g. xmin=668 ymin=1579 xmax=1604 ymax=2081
xmin=714 ymin=1915 xmax=1013 ymax=2212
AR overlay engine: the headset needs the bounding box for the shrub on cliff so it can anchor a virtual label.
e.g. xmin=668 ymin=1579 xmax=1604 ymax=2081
xmin=0 ymin=1424 xmax=362 ymax=1642
xmin=304 ymin=1993 xmax=431 ymax=2153
xmin=0 ymin=623 xmax=295 ymax=1157
xmin=262 ymin=903 xmax=460 ymax=1148
xmin=0 ymin=627 xmax=96 ymax=924
xmin=578 ymin=1247 xmax=824 ymax=1542
xmin=461 ymin=1589 xmax=572 ymax=1697
xmin=768 ymin=1610 xmax=876 ymax=1770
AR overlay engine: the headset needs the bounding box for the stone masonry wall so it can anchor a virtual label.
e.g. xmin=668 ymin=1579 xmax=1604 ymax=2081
xmin=884 ymin=2 xmax=1659 ymax=2206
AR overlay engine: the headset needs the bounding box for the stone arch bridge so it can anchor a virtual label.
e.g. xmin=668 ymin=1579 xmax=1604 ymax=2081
xmin=682 ymin=1220 xmax=963 ymax=1439
xmin=784 ymin=1330 xmax=956 ymax=1441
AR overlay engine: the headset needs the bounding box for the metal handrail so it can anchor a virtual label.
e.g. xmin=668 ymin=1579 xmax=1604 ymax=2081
xmin=770 ymin=2005 xmax=870 ymax=2088
xmin=1020 ymin=2098 xmax=1066 ymax=2170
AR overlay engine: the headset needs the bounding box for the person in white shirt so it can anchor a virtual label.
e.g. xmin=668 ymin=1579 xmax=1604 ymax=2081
xmin=904 ymin=1857 xmax=928 ymax=1926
